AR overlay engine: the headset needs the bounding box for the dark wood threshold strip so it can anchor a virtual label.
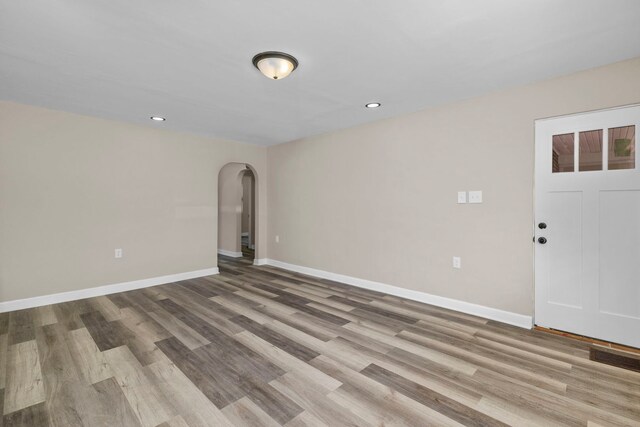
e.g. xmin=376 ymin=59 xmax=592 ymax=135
xmin=534 ymin=325 xmax=640 ymax=355
xmin=589 ymin=346 xmax=640 ymax=373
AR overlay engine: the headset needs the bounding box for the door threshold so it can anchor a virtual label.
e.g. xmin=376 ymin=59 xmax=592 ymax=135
xmin=534 ymin=325 xmax=640 ymax=354
xmin=589 ymin=346 xmax=640 ymax=373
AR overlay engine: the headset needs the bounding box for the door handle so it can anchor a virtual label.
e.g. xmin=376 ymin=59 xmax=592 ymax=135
xmin=538 ymin=222 xmax=547 ymax=229
xmin=538 ymin=237 xmax=547 ymax=244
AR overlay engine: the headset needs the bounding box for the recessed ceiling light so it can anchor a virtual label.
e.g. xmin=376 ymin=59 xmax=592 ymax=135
xmin=252 ymin=51 xmax=298 ymax=80
xmin=365 ymin=102 xmax=381 ymax=108
xmin=150 ymin=116 xmax=166 ymax=121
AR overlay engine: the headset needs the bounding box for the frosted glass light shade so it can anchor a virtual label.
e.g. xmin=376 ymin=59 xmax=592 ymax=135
xmin=252 ymin=52 xmax=298 ymax=80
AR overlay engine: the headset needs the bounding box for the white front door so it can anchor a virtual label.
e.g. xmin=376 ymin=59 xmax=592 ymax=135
xmin=535 ymin=105 xmax=640 ymax=348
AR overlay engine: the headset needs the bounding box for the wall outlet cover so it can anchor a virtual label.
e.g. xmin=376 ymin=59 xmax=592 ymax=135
xmin=469 ymin=191 xmax=483 ymax=204
xmin=453 ymin=256 xmax=461 ymax=269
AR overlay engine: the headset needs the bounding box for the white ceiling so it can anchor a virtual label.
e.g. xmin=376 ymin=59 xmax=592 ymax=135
xmin=1 ymin=0 xmax=640 ymax=146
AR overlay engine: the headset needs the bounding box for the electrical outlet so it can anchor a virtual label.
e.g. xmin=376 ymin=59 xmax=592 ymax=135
xmin=453 ymin=256 xmax=461 ymax=269
xmin=115 ymin=248 xmax=123 ymax=259
xmin=275 ymin=235 xmax=279 ymax=243
xmin=457 ymin=191 xmax=467 ymax=204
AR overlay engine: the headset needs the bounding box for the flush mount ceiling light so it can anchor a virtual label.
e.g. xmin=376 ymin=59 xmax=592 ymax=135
xmin=365 ymin=102 xmax=381 ymax=108
xmin=252 ymin=51 xmax=298 ymax=80
xmin=150 ymin=116 xmax=166 ymax=121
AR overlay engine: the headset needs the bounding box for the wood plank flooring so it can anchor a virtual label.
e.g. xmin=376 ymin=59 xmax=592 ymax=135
xmin=1 ymin=255 xmax=639 ymax=426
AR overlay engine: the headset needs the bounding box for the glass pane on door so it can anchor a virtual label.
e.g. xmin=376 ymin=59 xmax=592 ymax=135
xmin=608 ymin=125 xmax=635 ymax=170
xmin=552 ymin=133 xmax=574 ymax=173
xmin=579 ymin=129 xmax=603 ymax=171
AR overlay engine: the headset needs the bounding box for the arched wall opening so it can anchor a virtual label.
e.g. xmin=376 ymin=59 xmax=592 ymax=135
xmin=218 ymin=162 xmax=258 ymax=262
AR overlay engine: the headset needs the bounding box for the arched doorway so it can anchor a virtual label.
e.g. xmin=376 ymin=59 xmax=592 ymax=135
xmin=218 ymin=163 xmax=257 ymax=262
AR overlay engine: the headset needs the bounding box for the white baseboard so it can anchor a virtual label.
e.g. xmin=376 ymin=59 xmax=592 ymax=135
xmin=262 ymin=259 xmax=533 ymax=329
xmin=0 ymin=267 xmax=219 ymax=313
xmin=253 ymin=258 xmax=268 ymax=266
xmin=217 ymin=249 xmax=243 ymax=258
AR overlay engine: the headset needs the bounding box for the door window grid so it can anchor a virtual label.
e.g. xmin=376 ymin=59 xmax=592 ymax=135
xmin=552 ymin=125 xmax=636 ymax=173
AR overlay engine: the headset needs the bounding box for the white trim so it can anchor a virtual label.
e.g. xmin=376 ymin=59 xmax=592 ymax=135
xmin=262 ymin=259 xmax=533 ymax=329
xmin=535 ymin=102 xmax=640 ymax=122
xmin=0 ymin=267 xmax=219 ymax=313
xmin=217 ymin=249 xmax=243 ymax=258
xmin=253 ymin=258 xmax=268 ymax=266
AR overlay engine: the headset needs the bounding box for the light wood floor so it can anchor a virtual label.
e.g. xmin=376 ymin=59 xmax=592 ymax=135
xmin=1 ymin=255 xmax=639 ymax=426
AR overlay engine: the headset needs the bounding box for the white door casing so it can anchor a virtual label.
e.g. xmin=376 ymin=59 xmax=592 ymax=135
xmin=535 ymin=105 xmax=640 ymax=348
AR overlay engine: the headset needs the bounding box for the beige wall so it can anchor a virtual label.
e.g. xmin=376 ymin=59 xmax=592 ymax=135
xmin=267 ymin=57 xmax=640 ymax=316
xmin=241 ymin=171 xmax=256 ymax=247
xmin=218 ymin=163 xmax=246 ymax=254
xmin=0 ymin=101 xmax=266 ymax=302
xmin=3 ymin=58 xmax=639 ymax=311
xmin=242 ymin=173 xmax=251 ymax=234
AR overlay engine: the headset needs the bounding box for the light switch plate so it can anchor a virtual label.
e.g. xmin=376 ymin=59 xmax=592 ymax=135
xmin=114 ymin=248 xmax=123 ymax=259
xmin=468 ymin=190 xmax=483 ymax=204
xmin=457 ymin=191 xmax=467 ymax=204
